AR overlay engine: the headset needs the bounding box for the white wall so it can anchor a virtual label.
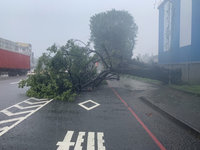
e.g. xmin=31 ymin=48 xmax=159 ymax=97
xmin=179 ymin=0 xmax=192 ymax=47
xmin=163 ymin=1 xmax=173 ymax=51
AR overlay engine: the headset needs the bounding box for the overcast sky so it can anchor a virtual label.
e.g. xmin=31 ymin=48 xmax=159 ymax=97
xmin=0 ymin=0 xmax=160 ymax=58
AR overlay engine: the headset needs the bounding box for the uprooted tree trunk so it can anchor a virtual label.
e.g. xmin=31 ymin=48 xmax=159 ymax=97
xmin=81 ymin=70 xmax=119 ymax=90
xmin=111 ymin=59 xmax=182 ymax=84
xmin=67 ymin=39 xmax=120 ymax=91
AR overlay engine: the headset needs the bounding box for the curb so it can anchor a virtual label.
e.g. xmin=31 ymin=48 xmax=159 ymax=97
xmin=140 ymin=96 xmax=200 ymax=138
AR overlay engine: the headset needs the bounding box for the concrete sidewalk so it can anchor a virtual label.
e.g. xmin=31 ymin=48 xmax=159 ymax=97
xmin=117 ymin=76 xmax=200 ymax=135
xmin=141 ymin=84 xmax=200 ymax=134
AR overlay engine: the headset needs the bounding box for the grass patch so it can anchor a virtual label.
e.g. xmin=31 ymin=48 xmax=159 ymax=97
xmin=170 ymin=84 xmax=200 ymax=95
xmin=122 ymin=74 xmax=162 ymax=85
xmin=122 ymin=74 xmax=200 ymax=96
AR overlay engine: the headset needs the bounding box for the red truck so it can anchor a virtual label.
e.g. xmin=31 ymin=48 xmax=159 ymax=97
xmin=0 ymin=38 xmax=32 ymax=76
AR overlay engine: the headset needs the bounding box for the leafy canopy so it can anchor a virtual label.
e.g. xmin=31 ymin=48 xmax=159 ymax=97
xmin=19 ymin=40 xmax=97 ymax=101
xmin=90 ymin=9 xmax=138 ymax=67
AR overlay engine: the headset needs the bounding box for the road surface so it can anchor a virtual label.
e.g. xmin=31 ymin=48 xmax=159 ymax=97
xmin=0 ymin=76 xmax=200 ymax=150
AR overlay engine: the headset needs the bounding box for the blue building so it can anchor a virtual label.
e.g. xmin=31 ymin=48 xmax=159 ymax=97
xmin=158 ymin=0 xmax=200 ymax=83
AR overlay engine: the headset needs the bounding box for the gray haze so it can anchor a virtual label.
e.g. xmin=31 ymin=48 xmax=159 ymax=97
xmin=0 ymin=0 xmax=159 ymax=58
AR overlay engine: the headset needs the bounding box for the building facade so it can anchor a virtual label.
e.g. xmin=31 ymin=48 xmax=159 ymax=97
xmin=158 ymin=0 xmax=200 ymax=83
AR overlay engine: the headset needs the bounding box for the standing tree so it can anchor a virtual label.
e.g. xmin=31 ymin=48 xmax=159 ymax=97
xmin=90 ymin=9 xmax=138 ymax=68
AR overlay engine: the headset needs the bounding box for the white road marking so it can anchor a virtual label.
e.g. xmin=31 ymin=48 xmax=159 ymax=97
xmin=31 ymin=97 xmax=48 ymax=101
xmin=57 ymin=131 xmax=106 ymax=150
xmin=2 ymin=109 xmax=33 ymax=116
xmin=0 ymin=97 xmax=47 ymax=111
xmin=0 ymin=127 xmax=9 ymax=132
xmin=74 ymin=132 xmax=85 ymax=150
xmin=24 ymin=100 xmax=47 ymax=105
xmin=87 ymin=132 xmax=95 ymax=150
xmin=0 ymin=98 xmax=53 ymax=137
xmin=0 ymin=117 xmax=24 ymax=124
xmin=97 ymin=132 xmax=106 ymax=150
xmin=10 ymin=80 xmax=22 ymax=85
xmin=57 ymin=131 xmax=75 ymax=150
xmin=14 ymin=104 xmax=41 ymax=110
xmin=78 ymin=100 xmax=100 ymax=111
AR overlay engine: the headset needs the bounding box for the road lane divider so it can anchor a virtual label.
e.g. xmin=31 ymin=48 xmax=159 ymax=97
xmin=0 ymin=97 xmax=53 ymax=137
xmin=108 ymin=85 xmax=166 ymax=150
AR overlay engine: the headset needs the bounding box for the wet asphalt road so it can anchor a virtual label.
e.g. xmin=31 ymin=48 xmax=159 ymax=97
xmin=0 ymin=77 xmax=200 ymax=150
xmin=0 ymin=76 xmax=28 ymax=110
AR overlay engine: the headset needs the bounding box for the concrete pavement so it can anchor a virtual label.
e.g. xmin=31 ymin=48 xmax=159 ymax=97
xmin=113 ymin=77 xmax=200 ymax=134
xmin=140 ymin=82 xmax=200 ymax=135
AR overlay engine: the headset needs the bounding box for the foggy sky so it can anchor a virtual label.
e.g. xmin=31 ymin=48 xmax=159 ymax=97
xmin=0 ymin=0 xmax=159 ymax=58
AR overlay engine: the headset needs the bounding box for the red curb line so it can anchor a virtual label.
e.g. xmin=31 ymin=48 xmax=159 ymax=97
xmin=109 ymin=85 xmax=166 ymax=150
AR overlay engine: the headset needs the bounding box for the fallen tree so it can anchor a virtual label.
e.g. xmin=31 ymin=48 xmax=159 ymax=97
xmin=19 ymin=39 xmax=120 ymax=101
xmin=19 ymin=10 xmax=138 ymax=101
xmin=112 ymin=59 xmax=182 ymax=84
